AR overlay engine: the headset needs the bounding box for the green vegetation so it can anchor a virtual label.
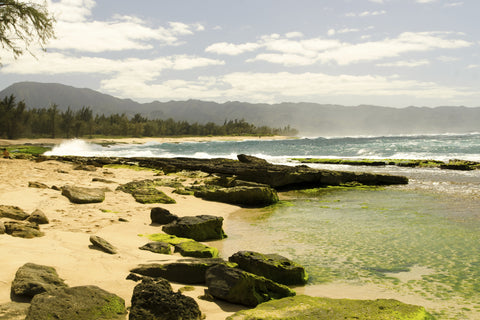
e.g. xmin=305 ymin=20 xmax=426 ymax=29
xmin=0 ymin=95 xmax=298 ymax=139
xmin=3 ymin=145 xmax=51 ymax=155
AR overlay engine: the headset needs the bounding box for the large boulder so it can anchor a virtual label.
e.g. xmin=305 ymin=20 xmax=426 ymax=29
xmin=227 ymin=295 xmax=435 ymax=320
xmin=150 ymin=207 xmax=178 ymax=225
xmin=195 ymin=186 xmax=279 ymax=207
xmin=130 ymin=259 xmax=227 ymax=284
xmin=0 ymin=205 xmax=29 ymax=220
xmin=162 ymin=215 xmax=226 ymax=241
xmin=3 ymin=221 xmax=44 ymax=238
xmin=26 ymin=285 xmax=126 ymax=320
xmin=229 ymin=251 xmax=308 ymax=285
xmin=61 ymin=185 xmax=105 ymax=204
xmin=26 ymin=209 xmax=49 ymax=225
xmin=174 ymin=241 xmax=219 ymax=258
xmin=11 ymin=263 xmax=67 ymax=302
xmin=117 ymin=179 xmax=176 ymax=204
xmin=205 ymin=264 xmax=296 ymax=307
xmin=129 ymin=278 xmax=202 ymax=320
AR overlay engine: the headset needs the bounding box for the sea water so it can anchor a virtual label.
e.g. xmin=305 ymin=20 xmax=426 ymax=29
xmin=47 ymin=133 xmax=480 ymax=318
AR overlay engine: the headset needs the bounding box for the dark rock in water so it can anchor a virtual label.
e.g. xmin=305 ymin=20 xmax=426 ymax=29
xmin=174 ymin=241 xmax=219 ymax=258
xmin=4 ymin=221 xmax=44 ymax=238
xmin=205 ymin=264 xmax=296 ymax=307
xmin=139 ymin=242 xmax=172 ymax=254
xmin=61 ymin=185 xmax=105 ymax=204
xmin=129 ymin=278 xmax=202 ymax=320
xmin=229 ymin=251 xmax=308 ymax=285
xmin=130 ymin=259 xmax=227 ymax=284
xmin=11 ymin=263 xmax=67 ymax=302
xmin=237 ymin=154 xmax=268 ymax=164
xmin=28 ymin=181 xmax=49 ymax=189
xmin=162 ymin=215 xmax=226 ymax=241
xmin=26 ymin=209 xmax=49 ymax=225
xmin=89 ymin=235 xmax=117 ymax=254
xmin=150 ymin=207 xmax=178 ymax=225
xmin=26 ymin=285 xmax=126 ymax=320
xmin=0 ymin=205 xmax=29 ymax=220
xmin=195 ymin=186 xmax=279 ymax=207
xmin=226 ymin=295 xmax=435 ymax=320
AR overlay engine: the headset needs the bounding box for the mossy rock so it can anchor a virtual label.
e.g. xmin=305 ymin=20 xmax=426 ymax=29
xmin=195 ymin=186 xmax=279 ymax=207
xmin=227 ymin=295 xmax=435 ymax=320
xmin=131 ymin=188 xmax=176 ymax=204
xmin=142 ymin=233 xmax=195 ymax=245
xmin=174 ymin=241 xmax=219 ymax=258
xmin=162 ymin=215 xmax=227 ymax=241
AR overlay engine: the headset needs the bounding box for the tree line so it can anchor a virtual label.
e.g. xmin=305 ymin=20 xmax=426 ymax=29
xmin=0 ymin=95 xmax=298 ymax=139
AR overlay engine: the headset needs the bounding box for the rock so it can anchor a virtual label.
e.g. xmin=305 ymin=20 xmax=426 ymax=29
xmin=174 ymin=241 xmax=219 ymax=258
xmin=227 ymin=295 xmax=435 ymax=320
xmin=28 ymin=181 xmax=49 ymax=189
xmin=0 ymin=302 xmax=30 ymax=320
xmin=92 ymin=177 xmax=116 ymax=183
xmin=205 ymin=264 xmax=296 ymax=307
xmin=162 ymin=215 xmax=226 ymax=241
xmin=26 ymin=209 xmax=49 ymax=225
xmin=61 ymin=185 xmax=105 ymax=204
xmin=4 ymin=221 xmax=44 ymax=238
xmin=0 ymin=221 xmax=5 ymax=234
xmin=139 ymin=242 xmax=172 ymax=255
xmin=0 ymin=205 xmax=29 ymax=220
xmin=129 ymin=278 xmax=202 ymax=320
xmin=11 ymin=263 xmax=67 ymax=302
xmin=130 ymin=259 xmax=227 ymax=284
xmin=237 ymin=154 xmax=269 ymax=164
xmin=195 ymin=186 xmax=279 ymax=207
xmin=26 ymin=285 xmax=126 ymax=320
xmin=73 ymin=164 xmax=97 ymax=171
xmin=116 ymin=179 xmax=176 ymax=204
xmin=89 ymin=235 xmax=117 ymax=254
xmin=229 ymin=251 xmax=308 ymax=285
xmin=150 ymin=207 xmax=178 ymax=225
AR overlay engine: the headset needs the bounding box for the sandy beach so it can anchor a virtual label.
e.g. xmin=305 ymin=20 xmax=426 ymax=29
xmin=0 ymin=156 xmax=246 ymax=319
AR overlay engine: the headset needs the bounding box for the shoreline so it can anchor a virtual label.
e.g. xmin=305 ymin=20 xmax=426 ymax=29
xmin=0 ymin=135 xmax=294 ymax=147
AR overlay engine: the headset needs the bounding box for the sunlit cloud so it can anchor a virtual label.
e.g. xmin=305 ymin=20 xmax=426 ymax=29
xmin=377 ymin=59 xmax=431 ymax=67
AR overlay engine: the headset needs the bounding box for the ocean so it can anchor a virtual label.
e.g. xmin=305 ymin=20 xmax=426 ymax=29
xmin=46 ymin=133 xmax=480 ymax=319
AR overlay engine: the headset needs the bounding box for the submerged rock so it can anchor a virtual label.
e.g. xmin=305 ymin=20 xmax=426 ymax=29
xmin=61 ymin=185 xmax=105 ymax=204
xmin=229 ymin=251 xmax=308 ymax=285
xmin=226 ymin=295 xmax=435 ymax=320
xmin=129 ymin=278 xmax=202 ymax=320
xmin=205 ymin=264 xmax=296 ymax=307
xmin=162 ymin=215 xmax=226 ymax=241
xmin=26 ymin=285 xmax=126 ymax=320
xmin=11 ymin=263 xmax=67 ymax=302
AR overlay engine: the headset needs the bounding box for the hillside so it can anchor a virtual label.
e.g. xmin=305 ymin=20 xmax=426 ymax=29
xmin=1 ymin=81 xmax=479 ymax=136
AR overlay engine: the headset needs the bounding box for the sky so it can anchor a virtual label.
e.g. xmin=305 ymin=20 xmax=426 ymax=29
xmin=0 ymin=0 xmax=479 ymax=108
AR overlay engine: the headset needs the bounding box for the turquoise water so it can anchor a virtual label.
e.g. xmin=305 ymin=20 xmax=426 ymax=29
xmin=217 ymin=187 xmax=480 ymax=319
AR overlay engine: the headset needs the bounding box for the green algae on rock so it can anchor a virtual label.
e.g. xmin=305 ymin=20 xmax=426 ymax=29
xmin=227 ymin=295 xmax=435 ymax=320
xmin=174 ymin=241 xmax=219 ymax=258
xmin=116 ymin=179 xmax=176 ymax=204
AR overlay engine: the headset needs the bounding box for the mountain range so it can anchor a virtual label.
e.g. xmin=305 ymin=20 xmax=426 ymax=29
xmin=1 ymin=81 xmax=479 ymax=136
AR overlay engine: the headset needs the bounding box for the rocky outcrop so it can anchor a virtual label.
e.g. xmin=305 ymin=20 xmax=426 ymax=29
xmin=89 ymin=235 xmax=117 ymax=254
xmin=139 ymin=242 xmax=172 ymax=254
xmin=61 ymin=185 xmax=105 ymax=204
xmin=11 ymin=263 xmax=67 ymax=302
xmin=130 ymin=259 xmax=228 ymax=284
xmin=117 ymin=179 xmax=176 ymax=204
xmin=129 ymin=278 xmax=202 ymax=320
xmin=26 ymin=285 xmax=126 ymax=320
xmin=229 ymin=251 xmax=308 ymax=285
xmin=227 ymin=295 xmax=435 ymax=320
xmin=150 ymin=207 xmax=178 ymax=225
xmin=45 ymin=155 xmax=409 ymax=191
xmin=26 ymin=209 xmax=49 ymax=225
xmin=162 ymin=215 xmax=226 ymax=241
xmin=0 ymin=205 xmax=29 ymax=220
xmin=195 ymin=186 xmax=279 ymax=207
xmin=205 ymin=264 xmax=296 ymax=307
xmin=4 ymin=221 xmax=44 ymax=238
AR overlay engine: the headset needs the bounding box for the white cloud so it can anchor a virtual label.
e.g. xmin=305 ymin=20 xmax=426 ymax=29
xmin=444 ymin=1 xmax=463 ymax=7
xmin=467 ymin=64 xmax=480 ymax=69
xmin=205 ymin=42 xmax=260 ymax=55
xmin=346 ymin=10 xmax=387 ymax=17
xmin=416 ymin=0 xmax=437 ymax=3
xmin=377 ymin=59 xmax=431 ymax=67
